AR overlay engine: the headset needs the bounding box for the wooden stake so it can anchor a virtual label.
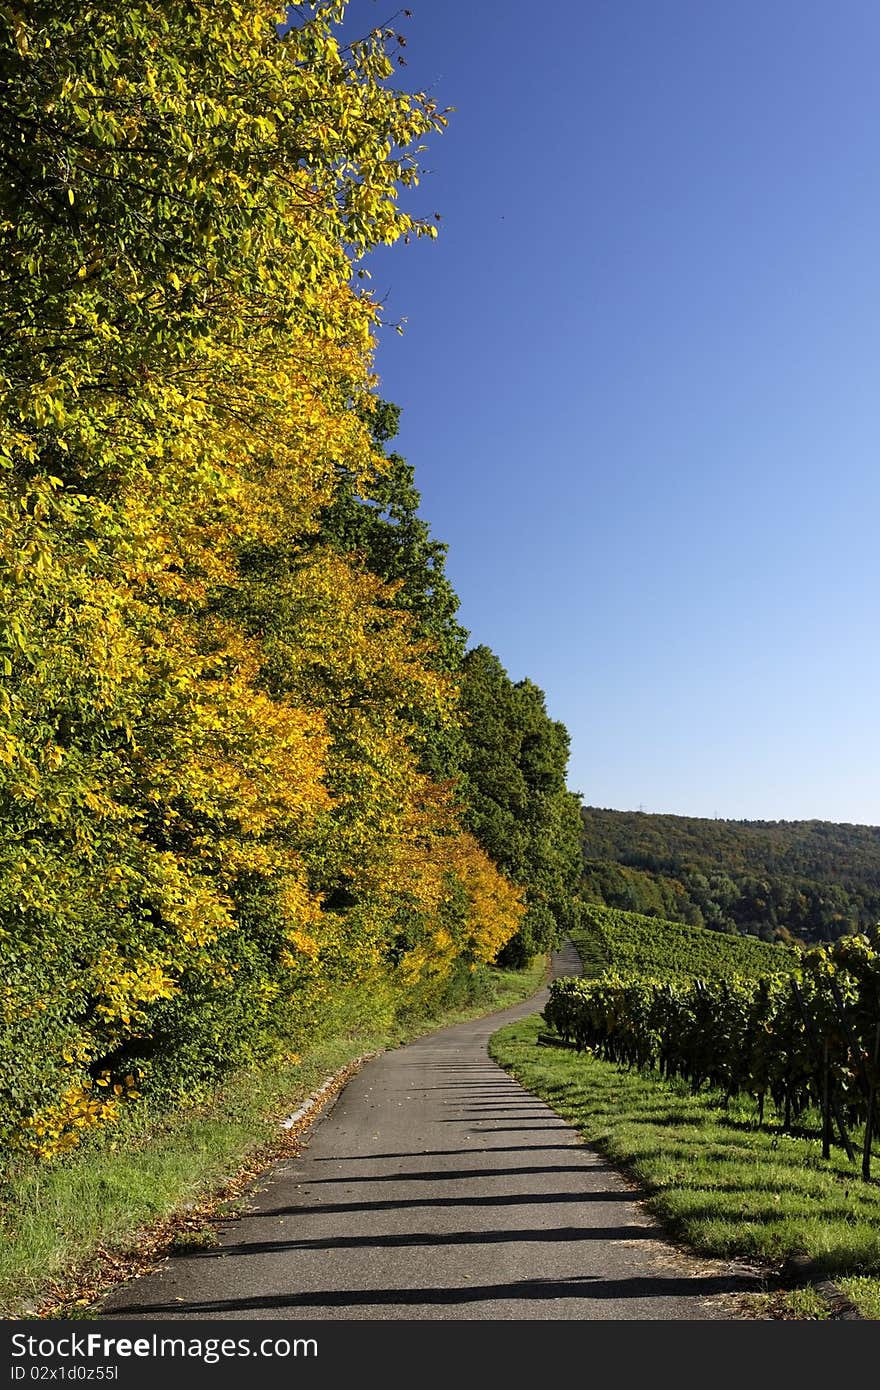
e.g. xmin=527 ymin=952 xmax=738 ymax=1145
xmin=822 ymin=1038 xmax=831 ymax=1161
xmin=864 ymin=1020 xmax=880 ymax=1183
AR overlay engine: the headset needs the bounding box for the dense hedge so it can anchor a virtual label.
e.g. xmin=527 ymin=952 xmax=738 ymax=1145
xmin=0 ymin=3 xmax=531 ymax=1161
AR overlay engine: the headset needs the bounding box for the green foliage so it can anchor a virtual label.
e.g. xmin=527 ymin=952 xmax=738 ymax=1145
xmin=0 ymin=0 xmax=531 ymax=1161
xmin=319 ymin=403 xmax=468 ymax=673
xmin=837 ymin=1276 xmax=880 ymax=1320
xmin=0 ymin=0 xmax=578 ymax=1168
xmin=546 ymin=917 xmax=880 ymax=1170
xmin=581 ymin=807 xmax=880 ymax=943
xmin=314 ymin=399 xmax=469 ymax=782
xmin=458 ymin=647 xmax=584 ymax=965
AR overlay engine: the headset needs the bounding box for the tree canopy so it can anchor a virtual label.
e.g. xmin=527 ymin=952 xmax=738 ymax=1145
xmin=458 ymin=647 xmax=584 ymax=966
xmin=0 ymin=2 xmax=537 ymax=1160
xmin=581 ymin=808 xmax=880 ymax=944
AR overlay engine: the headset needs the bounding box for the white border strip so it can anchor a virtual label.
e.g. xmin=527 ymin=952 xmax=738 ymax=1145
xmin=279 ymin=1053 xmax=376 ymax=1131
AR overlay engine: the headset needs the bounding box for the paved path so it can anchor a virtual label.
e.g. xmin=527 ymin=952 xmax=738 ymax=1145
xmin=99 ymin=942 xmax=761 ymax=1320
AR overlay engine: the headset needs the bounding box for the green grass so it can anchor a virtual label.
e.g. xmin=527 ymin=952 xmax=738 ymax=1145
xmin=0 ymin=954 xmax=548 ymax=1318
xmin=490 ymin=1015 xmax=880 ymax=1296
xmin=837 ymin=1276 xmax=880 ymax=1319
xmin=780 ymin=1287 xmax=833 ymax=1319
xmin=744 ymin=1287 xmax=834 ymax=1320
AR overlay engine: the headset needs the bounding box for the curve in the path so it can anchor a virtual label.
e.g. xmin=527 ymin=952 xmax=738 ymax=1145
xmin=99 ymin=942 xmax=760 ymax=1320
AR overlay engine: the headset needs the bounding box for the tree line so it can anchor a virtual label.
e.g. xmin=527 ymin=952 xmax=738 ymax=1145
xmin=581 ymin=808 xmax=880 ymax=944
xmin=0 ymin=2 xmax=582 ymax=1160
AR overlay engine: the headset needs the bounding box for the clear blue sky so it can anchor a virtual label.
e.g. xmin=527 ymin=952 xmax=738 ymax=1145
xmin=346 ymin=0 xmax=880 ymax=826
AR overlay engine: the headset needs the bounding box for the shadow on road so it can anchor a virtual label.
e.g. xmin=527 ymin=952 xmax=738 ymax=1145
xmin=105 ymin=1271 xmax=760 ymax=1317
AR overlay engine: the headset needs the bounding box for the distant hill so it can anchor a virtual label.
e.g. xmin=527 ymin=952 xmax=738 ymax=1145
xmin=580 ymin=807 xmax=880 ymax=945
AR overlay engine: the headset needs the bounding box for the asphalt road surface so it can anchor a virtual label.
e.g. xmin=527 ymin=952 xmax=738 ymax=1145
xmin=99 ymin=942 xmax=761 ymax=1320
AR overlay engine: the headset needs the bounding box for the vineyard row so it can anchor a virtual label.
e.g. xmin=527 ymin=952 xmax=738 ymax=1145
xmin=545 ymin=930 xmax=880 ymax=1178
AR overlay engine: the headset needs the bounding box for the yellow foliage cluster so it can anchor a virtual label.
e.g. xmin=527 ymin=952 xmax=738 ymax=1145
xmin=19 ymin=1075 xmax=139 ymax=1160
xmin=0 ymin=2 xmax=522 ymax=1158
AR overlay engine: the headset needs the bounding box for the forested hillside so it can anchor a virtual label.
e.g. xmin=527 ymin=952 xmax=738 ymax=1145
xmin=0 ymin=2 xmax=581 ymax=1163
xmin=581 ymin=807 xmax=880 ymax=943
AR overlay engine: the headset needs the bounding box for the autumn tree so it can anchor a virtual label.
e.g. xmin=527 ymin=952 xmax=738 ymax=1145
xmin=0 ymin=1 xmax=524 ymax=1158
xmin=315 ymin=398 xmax=469 ymax=782
xmin=312 ymin=405 xmax=587 ymax=974
xmin=458 ymin=646 xmax=585 ymax=967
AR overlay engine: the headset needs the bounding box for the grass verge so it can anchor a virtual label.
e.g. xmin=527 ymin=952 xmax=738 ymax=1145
xmin=489 ymin=1014 xmax=880 ymax=1318
xmin=1 ymin=954 xmax=548 ymax=1319
xmin=837 ymin=1276 xmax=880 ymax=1320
